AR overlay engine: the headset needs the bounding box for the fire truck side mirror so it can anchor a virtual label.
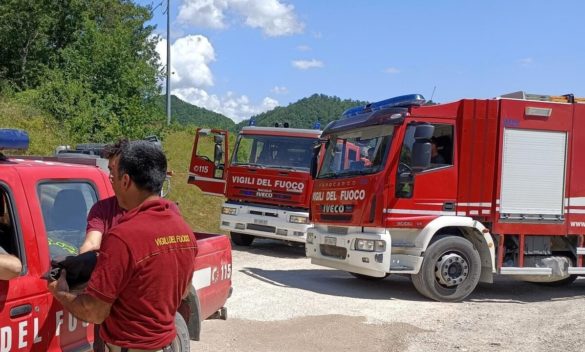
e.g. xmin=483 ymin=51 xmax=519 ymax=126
xmin=410 ymin=124 xmax=434 ymax=171
xmin=310 ymin=143 xmax=322 ymax=179
xmin=411 ymin=141 xmax=432 ymax=171
xmin=214 ymin=144 xmax=223 ymax=167
xmin=414 ymin=124 xmax=434 ymax=140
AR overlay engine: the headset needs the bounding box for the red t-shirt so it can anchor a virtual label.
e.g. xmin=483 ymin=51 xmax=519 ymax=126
xmin=86 ymin=196 xmax=125 ymax=235
xmin=85 ymin=199 xmax=197 ymax=349
xmin=86 ymin=196 xmax=180 ymax=239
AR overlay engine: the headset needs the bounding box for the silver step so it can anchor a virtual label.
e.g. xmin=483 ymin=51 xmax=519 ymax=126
xmin=392 ymin=242 xmax=416 ymax=248
xmin=568 ymin=267 xmax=585 ymax=275
xmin=576 ymin=247 xmax=585 ymax=255
xmin=500 ymin=267 xmax=552 ymax=276
xmin=390 ymin=265 xmax=414 ymax=271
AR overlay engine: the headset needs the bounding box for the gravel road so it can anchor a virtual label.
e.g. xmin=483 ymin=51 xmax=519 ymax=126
xmin=192 ymin=239 xmax=585 ymax=352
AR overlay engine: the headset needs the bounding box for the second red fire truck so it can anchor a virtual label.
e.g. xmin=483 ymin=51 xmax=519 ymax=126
xmin=189 ymin=126 xmax=321 ymax=246
xmin=306 ymin=91 xmax=585 ymax=301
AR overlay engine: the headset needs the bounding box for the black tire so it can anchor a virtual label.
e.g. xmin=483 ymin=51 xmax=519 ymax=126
xmin=349 ymin=272 xmax=389 ymax=281
xmin=170 ymin=313 xmax=190 ymax=352
xmin=230 ymin=232 xmax=254 ymax=246
xmin=412 ymin=236 xmax=481 ymax=302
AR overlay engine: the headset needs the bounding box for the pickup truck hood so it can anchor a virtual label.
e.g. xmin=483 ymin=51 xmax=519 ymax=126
xmin=226 ymin=166 xmax=312 ymax=209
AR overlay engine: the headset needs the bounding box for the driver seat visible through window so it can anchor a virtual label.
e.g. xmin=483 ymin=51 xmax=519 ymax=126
xmin=50 ymin=189 xmax=88 ymax=232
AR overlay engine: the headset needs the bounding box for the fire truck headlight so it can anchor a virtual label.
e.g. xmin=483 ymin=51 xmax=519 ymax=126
xmin=307 ymin=232 xmax=315 ymax=244
xmin=221 ymin=206 xmax=238 ymax=216
xmin=289 ymin=215 xmax=309 ymax=224
xmin=355 ymin=239 xmax=386 ymax=252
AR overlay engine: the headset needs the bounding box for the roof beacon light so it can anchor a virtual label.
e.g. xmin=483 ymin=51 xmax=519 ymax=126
xmin=0 ymin=129 xmax=29 ymax=150
xmin=343 ymin=94 xmax=426 ymax=118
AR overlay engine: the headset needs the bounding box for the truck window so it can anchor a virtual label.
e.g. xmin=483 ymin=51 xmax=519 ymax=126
xmin=396 ymin=123 xmax=454 ymax=198
xmin=233 ymin=135 xmax=317 ymax=170
xmin=318 ymin=125 xmax=394 ymax=178
xmin=0 ymin=185 xmax=24 ymax=268
xmin=38 ymin=182 xmax=98 ymax=258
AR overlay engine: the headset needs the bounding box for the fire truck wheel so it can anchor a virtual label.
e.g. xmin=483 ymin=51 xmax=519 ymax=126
xmin=411 ymin=236 xmax=481 ymax=302
xmin=230 ymin=232 xmax=254 ymax=246
xmin=349 ymin=272 xmax=389 ymax=280
xmin=169 ymin=313 xmax=190 ymax=352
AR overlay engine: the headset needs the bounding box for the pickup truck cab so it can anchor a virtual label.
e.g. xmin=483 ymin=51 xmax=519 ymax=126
xmin=0 ymin=129 xmax=231 ymax=351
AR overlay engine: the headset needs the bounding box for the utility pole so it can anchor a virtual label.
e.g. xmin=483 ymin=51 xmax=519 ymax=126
xmin=166 ymin=0 xmax=171 ymax=126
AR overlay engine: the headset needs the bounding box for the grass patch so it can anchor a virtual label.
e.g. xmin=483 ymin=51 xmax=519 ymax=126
xmin=162 ymin=128 xmax=229 ymax=234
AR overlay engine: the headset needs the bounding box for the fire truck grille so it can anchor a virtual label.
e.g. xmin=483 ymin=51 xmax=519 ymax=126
xmin=247 ymin=224 xmax=276 ymax=233
xmin=320 ymin=214 xmax=352 ymax=222
xmin=319 ymin=244 xmax=347 ymax=259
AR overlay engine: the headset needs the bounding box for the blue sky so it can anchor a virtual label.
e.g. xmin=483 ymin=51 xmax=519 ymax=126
xmin=135 ymin=0 xmax=585 ymax=122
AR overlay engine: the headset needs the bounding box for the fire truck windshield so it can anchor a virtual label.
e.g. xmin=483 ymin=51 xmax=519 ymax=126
xmin=317 ymin=125 xmax=395 ymax=179
xmin=232 ymin=135 xmax=318 ymax=171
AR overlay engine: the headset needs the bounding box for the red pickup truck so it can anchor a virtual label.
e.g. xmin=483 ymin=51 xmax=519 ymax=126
xmin=0 ymin=129 xmax=232 ymax=351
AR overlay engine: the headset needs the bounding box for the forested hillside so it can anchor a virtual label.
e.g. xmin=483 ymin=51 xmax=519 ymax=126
xmin=153 ymin=95 xmax=236 ymax=131
xmin=237 ymin=94 xmax=368 ymax=130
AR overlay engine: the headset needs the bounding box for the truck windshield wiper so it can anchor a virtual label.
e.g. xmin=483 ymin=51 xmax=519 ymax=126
xmin=235 ymin=163 xmax=266 ymax=168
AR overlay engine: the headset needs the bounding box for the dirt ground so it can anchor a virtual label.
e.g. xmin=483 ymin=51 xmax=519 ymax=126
xmin=192 ymin=239 xmax=585 ymax=352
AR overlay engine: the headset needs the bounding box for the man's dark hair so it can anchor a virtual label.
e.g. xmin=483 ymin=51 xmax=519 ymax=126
xmin=103 ymin=139 xmax=129 ymax=159
xmin=117 ymin=140 xmax=167 ymax=194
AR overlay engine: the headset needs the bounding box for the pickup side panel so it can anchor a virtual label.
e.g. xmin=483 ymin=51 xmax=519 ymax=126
xmin=192 ymin=233 xmax=232 ymax=320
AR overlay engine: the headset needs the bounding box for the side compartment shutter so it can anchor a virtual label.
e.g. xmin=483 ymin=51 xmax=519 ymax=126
xmin=500 ymin=129 xmax=566 ymax=218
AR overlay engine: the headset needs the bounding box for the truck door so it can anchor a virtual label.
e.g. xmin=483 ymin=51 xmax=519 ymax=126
xmin=390 ymin=122 xmax=458 ymax=226
xmin=188 ymin=129 xmax=229 ymax=196
xmin=0 ymin=175 xmax=54 ymax=351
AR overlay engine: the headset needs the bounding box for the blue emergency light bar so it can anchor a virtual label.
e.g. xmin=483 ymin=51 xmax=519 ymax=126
xmin=342 ymin=94 xmax=426 ymax=118
xmin=0 ymin=129 xmax=30 ymax=150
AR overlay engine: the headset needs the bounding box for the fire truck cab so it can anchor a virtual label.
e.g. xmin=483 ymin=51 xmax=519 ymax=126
xmin=306 ymin=92 xmax=585 ymax=301
xmin=189 ymin=126 xmax=321 ymax=246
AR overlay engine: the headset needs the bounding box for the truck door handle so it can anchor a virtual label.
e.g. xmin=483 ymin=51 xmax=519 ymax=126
xmin=10 ymin=304 xmax=32 ymax=318
xmin=443 ymin=202 xmax=455 ymax=211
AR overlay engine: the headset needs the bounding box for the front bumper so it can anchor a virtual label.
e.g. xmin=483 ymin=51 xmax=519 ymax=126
xmin=305 ymin=225 xmax=392 ymax=277
xmin=219 ymin=203 xmax=311 ymax=243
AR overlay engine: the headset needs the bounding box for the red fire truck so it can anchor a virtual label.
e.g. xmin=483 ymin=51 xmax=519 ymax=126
xmin=306 ymin=92 xmax=585 ymax=302
xmin=188 ymin=126 xmax=321 ymax=246
xmin=0 ymin=129 xmax=232 ymax=351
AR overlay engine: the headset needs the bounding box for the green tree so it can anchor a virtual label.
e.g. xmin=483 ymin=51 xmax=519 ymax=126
xmin=0 ymin=0 xmax=164 ymax=142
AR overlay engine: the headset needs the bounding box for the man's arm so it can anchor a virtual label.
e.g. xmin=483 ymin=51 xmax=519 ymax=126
xmin=0 ymin=254 xmax=22 ymax=280
xmin=79 ymin=230 xmax=103 ymax=253
xmin=48 ymin=269 xmax=111 ymax=324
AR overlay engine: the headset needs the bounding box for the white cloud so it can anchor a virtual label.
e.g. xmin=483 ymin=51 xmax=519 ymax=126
xmin=178 ymin=0 xmax=304 ymax=37
xmin=384 ymin=67 xmax=400 ymax=74
xmin=292 ymin=59 xmax=324 ymax=70
xmin=156 ymin=35 xmax=216 ymax=89
xmin=173 ymin=88 xmax=279 ymax=123
xmin=177 ymin=0 xmax=228 ymax=29
xmin=517 ymin=57 xmax=534 ymax=66
xmin=297 ymin=45 xmax=311 ymax=52
xmin=156 ymin=34 xmax=276 ymax=122
xmin=271 ymin=86 xmax=288 ymax=94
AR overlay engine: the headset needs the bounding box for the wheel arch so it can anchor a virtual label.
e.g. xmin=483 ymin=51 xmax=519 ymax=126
xmin=416 ymin=216 xmax=496 ymax=283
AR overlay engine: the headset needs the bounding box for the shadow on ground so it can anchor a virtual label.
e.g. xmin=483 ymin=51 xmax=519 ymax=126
xmin=231 ymin=238 xmax=306 ymax=259
xmin=240 ymin=267 xmax=585 ymax=303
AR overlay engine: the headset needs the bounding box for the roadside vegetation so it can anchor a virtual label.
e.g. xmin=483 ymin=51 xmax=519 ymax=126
xmin=0 ymin=0 xmax=369 ymax=233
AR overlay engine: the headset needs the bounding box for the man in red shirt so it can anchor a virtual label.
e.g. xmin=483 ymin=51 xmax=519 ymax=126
xmin=49 ymin=140 xmax=197 ymax=351
xmin=80 ymin=139 xmax=179 ymax=254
